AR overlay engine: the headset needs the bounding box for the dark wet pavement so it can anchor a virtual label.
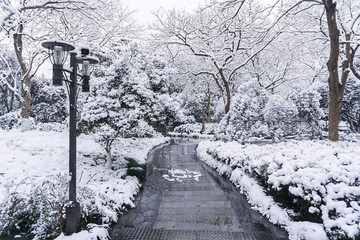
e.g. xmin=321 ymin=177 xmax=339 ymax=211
xmin=111 ymin=138 xmax=288 ymax=240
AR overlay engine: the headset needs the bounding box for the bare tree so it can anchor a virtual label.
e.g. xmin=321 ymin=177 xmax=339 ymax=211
xmin=0 ymin=0 xmax=136 ymax=124
xmin=152 ymin=1 xmax=281 ymax=119
xmin=237 ymin=0 xmax=360 ymax=141
xmin=317 ymin=0 xmax=360 ymax=141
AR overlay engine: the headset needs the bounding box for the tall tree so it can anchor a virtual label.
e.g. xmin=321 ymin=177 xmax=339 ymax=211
xmin=0 ymin=0 xmax=136 ymax=123
xmin=320 ymin=0 xmax=360 ymax=141
xmin=152 ymin=1 xmax=280 ymax=117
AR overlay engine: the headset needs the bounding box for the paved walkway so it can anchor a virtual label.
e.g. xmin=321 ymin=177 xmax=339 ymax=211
xmin=111 ymin=139 xmax=288 ymax=240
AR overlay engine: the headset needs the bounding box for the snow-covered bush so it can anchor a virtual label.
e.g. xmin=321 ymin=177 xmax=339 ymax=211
xmin=30 ymin=77 xmax=67 ymax=123
xmin=0 ymin=129 xmax=167 ymax=239
xmin=264 ymin=94 xmax=298 ymax=140
xmin=79 ymin=42 xmax=186 ymax=168
xmin=173 ymin=123 xmax=202 ymax=134
xmin=125 ymin=120 xmax=161 ymax=138
xmin=340 ymin=78 xmax=360 ymax=133
xmin=219 ymin=81 xmax=269 ymax=141
xmin=173 ymin=123 xmax=217 ymax=136
xmin=0 ymin=172 xmax=140 ymax=240
xmin=216 ymin=81 xmax=325 ymax=142
xmin=0 ymin=110 xmax=22 ymax=129
xmin=150 ymin=94 xmax=188 ymax=130
xmin=197 ymin=138 xmax=360 ymax=239
xmin=290 ymin=87 xmax=325 ymax=138
xmin=0 ymin=174 xmax=68 ymax=239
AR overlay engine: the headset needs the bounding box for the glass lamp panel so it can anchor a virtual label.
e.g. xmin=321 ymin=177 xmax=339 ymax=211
xmin=53 ymin=46 xmax=64 ymax=65
xmin=82 ymin=61 xmax=90 ymax=76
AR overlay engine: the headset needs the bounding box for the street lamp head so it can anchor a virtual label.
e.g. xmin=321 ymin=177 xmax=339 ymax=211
xmin=42 ymin=40 xmax=75 ymax=86
xmin=41 ymin=39 xmax=98 ymax=91
xmin=41 ymin=40 xmax=75 ymax=55
xmin=76 ymin=56 xmax=99 ymax=92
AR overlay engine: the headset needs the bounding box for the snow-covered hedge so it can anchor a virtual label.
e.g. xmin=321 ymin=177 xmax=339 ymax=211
xmin=170 ymin=123 xmax=217 ymax=138
xmin=0 ymin=110 xmax=23 ymax=130
xmin=197 ymin=137 xmax=360 ymax=240
xmin=216 ymin=81 xmax=325 ymax=142
xmin=0 ymin=128 xmax=168 ymax=239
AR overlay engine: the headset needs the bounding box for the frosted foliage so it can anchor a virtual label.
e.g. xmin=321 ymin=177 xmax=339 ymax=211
xmin=79 ymin=42 xmax=187 ymax=150
xmin=290 ymin=87 xmax=325 ymax=137
xmin=224 ymin=81 xmax=269 ymax=141
xmin=0 ymin=129 xmax=167 ymax=239
xmin=216 ymin=80 xmax=325 ymax=142
xmin=0 ymin=45 xmax=19 ymax=115
xmin=0 ymin=110 xmax=22 ymax=129
xmin=340 ymin=78 xmax=360 ymax=133
xmin=30 ymin=77 xmax=67 ymax=123
xmin=197 ymin=138 xmax=360 ymax=239
xmin=264 ymin=95 xmax=298 ymax=138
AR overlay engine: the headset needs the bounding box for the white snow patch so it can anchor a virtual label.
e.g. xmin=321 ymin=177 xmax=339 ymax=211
xmin=0 ymin=128 xmax=168 ymax=239
xmin=162 ymin=168 xmax=202 ymax=182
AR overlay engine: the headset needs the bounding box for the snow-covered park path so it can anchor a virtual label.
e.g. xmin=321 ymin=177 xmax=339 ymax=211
xmin=111 ymin=139 xmax=288 ymax=240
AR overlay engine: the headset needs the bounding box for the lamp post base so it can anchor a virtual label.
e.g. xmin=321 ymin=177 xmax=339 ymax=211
xmin=65 ymin=201 xmax=80 ymax=235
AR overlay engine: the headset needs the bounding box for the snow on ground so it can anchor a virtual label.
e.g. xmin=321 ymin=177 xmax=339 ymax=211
xmin=161 ymin=168 xmax=203 ymax=182
xmin=196 ymin=136 xmax=360 ymax=240
xmin=0 ymin=128 xmax=168 ymax=239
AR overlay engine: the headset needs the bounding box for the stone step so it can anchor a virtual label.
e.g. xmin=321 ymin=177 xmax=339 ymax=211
xmin=159 ymin=200 xmax=233 ymax=209
xmin=112 ymin=227 xmax=275 ymax=240
xmin=160 ymin=193 xmax=229 ymax=202
xmin=152 ymin=220 xmax=243 ymax=232
xmin=156 ymin=206 xmax=236 ymax=216
xmin=155 ymin=213 xmax=239 ymax=223
xmin=162 ymin=190 xmax=226 ymax=196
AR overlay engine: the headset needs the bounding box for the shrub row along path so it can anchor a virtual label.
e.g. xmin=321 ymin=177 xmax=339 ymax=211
xmin=111 ymin=139 xmax=288 ymax=240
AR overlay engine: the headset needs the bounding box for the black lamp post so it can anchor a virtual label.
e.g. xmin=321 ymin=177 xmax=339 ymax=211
xmin=41 ymin=40 xmax=98 ymax=235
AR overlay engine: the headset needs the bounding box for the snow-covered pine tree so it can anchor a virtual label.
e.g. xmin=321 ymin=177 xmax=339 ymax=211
xmin=290 ymin=86 xmax=325 ymax=138
xmin=220 ymin=80 xmax=269 ymax=142
xmin=79 ymin=42 xmax=185 ymax=169
xmin=263 ymin=94 xmax=298 ymax=141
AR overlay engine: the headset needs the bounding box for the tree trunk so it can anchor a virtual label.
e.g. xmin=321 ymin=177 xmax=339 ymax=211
xmin=21 ymin=82 xmax=31 ymax=118
xmin=218 ymin=68 xmax=231 ymax=115
xmin=224 ymin=80 xmax=231 ymax=115
xmin=13 ymin=23 xmax=32 ymax=120
xmin=201 ymin=101 xmax=206 ymax=134
xmin=105 ymin=145 xmax=112 ymax=169
xmin=328 ymin=92 xmax=340 ymax=140
xmin=206 ymin=82 xmax=211 ymax=123
xmin=323 ymin=0 xmax=350 ymax=141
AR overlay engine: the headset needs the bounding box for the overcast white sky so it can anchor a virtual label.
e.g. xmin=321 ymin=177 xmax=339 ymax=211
xmin=121 ymin=0 xmax=276 ymax=26
xmin=121 ymin=0 xmax=203 ymax=25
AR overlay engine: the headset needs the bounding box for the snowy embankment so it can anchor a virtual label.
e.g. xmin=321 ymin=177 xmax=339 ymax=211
xmin=197 ymin=137 xmax=360 ymax=240
xmin=0 ymin=128 xmax=168 ymax=239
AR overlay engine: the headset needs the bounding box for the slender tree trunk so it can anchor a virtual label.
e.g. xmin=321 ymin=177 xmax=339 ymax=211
xmin=328 ymin=92 xmax=340 ymax=140
xmin=13 ymin=23 xmax=32 ymax=119
xmin=9 ymin=90 xmax=14 ymax=112
xmin=201 ymin=101 xmax=206 ymax=134
xmin=323 ymin=0 xmax=350 ymax=141
xmin=218 ymin=68 xmax=231 ymax=115
xmin=21 ymin=85 xmax=31 ymax=118
xmin=105 ymin=144 xmax=112 ymax=169
xmin=206 ymin=82 xmax=211 ymax=123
